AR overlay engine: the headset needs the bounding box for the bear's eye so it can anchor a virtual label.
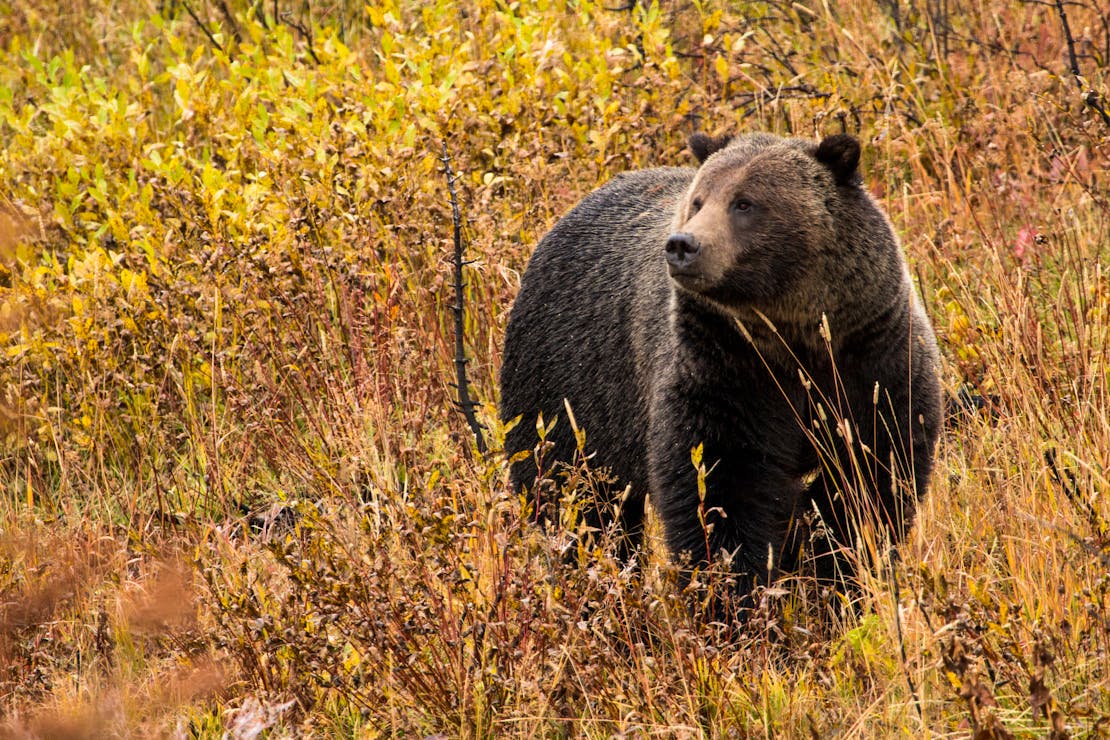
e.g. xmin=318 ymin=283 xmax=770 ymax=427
xmin=690 ymin=197 xmax=703 ymax=214
xmin=731 ymin=198 xmax=754 ymax=214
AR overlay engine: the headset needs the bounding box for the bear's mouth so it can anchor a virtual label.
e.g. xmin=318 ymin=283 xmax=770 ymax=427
xmin=667 ymin=265 xmax=708 ymax=289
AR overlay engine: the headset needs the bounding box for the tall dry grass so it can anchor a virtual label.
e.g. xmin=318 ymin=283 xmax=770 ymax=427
xmin=0 ymin=0 xmax=1107 ymax=735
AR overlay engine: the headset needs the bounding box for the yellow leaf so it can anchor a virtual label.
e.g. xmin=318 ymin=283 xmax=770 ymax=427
xmin=714 ymin=55 xmax=729 ymax=84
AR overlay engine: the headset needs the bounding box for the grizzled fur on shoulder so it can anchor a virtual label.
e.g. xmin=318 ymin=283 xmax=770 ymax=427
xmin=500 ymin=132 xmax=942 ymax=610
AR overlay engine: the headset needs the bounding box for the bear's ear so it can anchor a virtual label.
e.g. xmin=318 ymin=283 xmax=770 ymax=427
xmin=688 ymin=132 xmax=734 ymax=164
xmin=814 ymin=134 xmax=862 ymax=186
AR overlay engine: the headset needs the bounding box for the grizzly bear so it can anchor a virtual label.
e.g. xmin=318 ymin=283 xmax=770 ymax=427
xmin=500 ymin=132 xmax=942 ymax=600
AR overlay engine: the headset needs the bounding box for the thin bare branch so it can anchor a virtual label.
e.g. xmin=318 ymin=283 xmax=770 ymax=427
xmin=1053 ymin=0 xmax=1110 ymax=127
xmin=281 ymin=12 xmax=322 ymax=65
xmin=181 ymin=1 xmax=226 ymax=55
xmin=441 ymin=140 xmax=488 ymax=455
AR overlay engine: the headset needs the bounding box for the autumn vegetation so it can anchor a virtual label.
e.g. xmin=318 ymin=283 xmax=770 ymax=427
xmin=0 ymin=0 xmax=1108 ymax=736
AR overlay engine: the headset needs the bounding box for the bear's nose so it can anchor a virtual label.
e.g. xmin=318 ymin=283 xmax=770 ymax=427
xmin=665 ymin=232 xmax=700 ymax=268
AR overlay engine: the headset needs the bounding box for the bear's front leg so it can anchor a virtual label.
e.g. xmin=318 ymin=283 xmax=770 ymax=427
xmin=648 ymin=414 xmax=808 ymax=601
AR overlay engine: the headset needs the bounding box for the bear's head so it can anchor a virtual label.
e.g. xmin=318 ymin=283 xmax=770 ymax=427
xmin=667 ymin=132 xmax=873 ymax=320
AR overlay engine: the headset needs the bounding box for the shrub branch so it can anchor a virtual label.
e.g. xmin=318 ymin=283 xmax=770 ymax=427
xmin=281 ymin=12 xmax=322 ymax=65
xmin=1052 ymin=0 xmax=1110 ymax=127
xmin=890 ymin=550 xmax=924 ymax=723
xmin=180 ymin=1 xmax=226 ymax=55
xmin=441 ymin=140 xmax=488 ymax=455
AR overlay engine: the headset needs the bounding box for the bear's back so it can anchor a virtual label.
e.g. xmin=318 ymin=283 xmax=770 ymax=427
xmin=500 ymin=167 xmax=692 ymax=494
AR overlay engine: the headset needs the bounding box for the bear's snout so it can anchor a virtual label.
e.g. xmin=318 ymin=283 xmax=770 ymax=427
xmin=665 ymin=232 xmax=700 ymax=270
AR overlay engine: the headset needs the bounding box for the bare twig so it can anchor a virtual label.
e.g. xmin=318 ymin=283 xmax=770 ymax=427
xmin=181 ymin=1 xmax=226 ymax=55
xmin=1053 ymin=0 xmax=1110 ymax=127
xmin=1045 ymin=448 xmax=1103 ymax=530
xmin=281 ymin=12 xmax=322 ymax=65
xmin=441 ymin=140 xmax=488 ymax=455
xmin=890 ymin=550 xmax=924 ymax=724
xmin=252 ymin=0 xmax=271 ymax=29
xmin=215 ymin=0 xmax=243 ymax=44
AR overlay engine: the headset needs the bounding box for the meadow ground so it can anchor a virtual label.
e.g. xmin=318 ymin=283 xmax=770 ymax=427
xmin=0 ymin=0 xmax=1108 ymax=736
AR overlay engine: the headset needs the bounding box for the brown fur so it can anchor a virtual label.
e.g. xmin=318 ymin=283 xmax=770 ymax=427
xmin=500 ymin=132 xmax=942 ymax=611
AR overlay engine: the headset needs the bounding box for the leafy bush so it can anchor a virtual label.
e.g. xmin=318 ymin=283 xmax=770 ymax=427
xmin=0 ymin=0 xmax=1107 ymax=735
